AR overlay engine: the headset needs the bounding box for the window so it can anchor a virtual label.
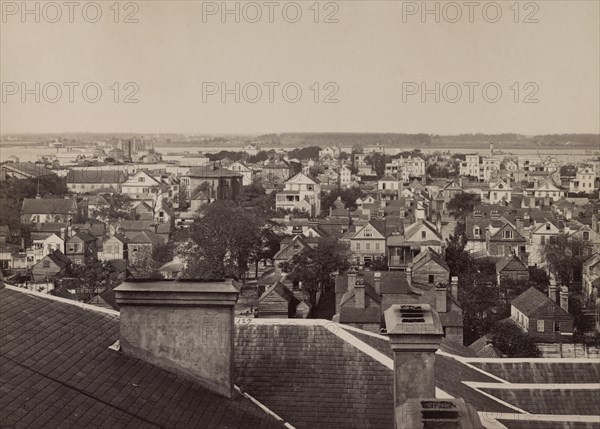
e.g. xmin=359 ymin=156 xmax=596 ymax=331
xmin=43 ymin=260 xmax=50 ymax=268
xmin=537 ymin=320 xmax=545 ymax=332
xmin=540 ymin=236 xmax=546 ymax=245
xmin=421 ymin=231 xmax=426 ymax=239
xmin=583 ymin=231 xmax=590 ymax=241
xmin=546 ymin=223 xmax=551 ymax=231
xmin=474 ymin=227 xmax=480 ymax=238
xmin=554 ymin=322 xmax=561 ymax=332
xmin=375 ymin=243 xmax=380 ymax=251
xmin=138 ymin=177 xmax=145 ymax=182
xmin=503 ymin=230 xmax=513 ymax=239
xmin=428 ymin=275 xmax=434 ymax=284
xmin=364 ymin=228 xmax=372 ymax=237
xmin=366 ymin=243 xmax=371 ymax=251
xmin=356 ymin=243 xmax=361 ymax=251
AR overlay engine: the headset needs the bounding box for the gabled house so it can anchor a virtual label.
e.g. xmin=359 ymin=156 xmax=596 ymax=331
xmin=273 ymin=235 xmax=314 ymax=273
xmin=98 ymin=234 xmax=128 ymax=261
xmin=528 ymin=219 xmax=561 ymax=267
xmin=511 ymin=286 xmax=573 ymax=342
xmin=387 ymin=219 xmax=443 ymax=270
xmin=496 ymin=254 xmax=529 ymax=286
xmin=27 ymin=232 xmax=64 ymax=265
xmin=488 ymin=221 xmax=527 ymax=258
xmin=336 ymin=273 xmax=382 ymax=333
xmin=275 ymin=172 xmax=321 ymax=217
xmin=66 ymin=169 xmax=127 ymax=193
xmin=411 ymin=248 xmax=449 ymax=285
xmin=348 ymin=219 xmax=387 ymax=268
xmin=257 ymin=282 xmax=304 ymax=318
xmin=126 ymin=230 xmax=162 ymax=262
xmin=488 ymin=179 xmax=512 ymax=204
xmin=31 ymin=249 xmax=71 ymax=281
xmin=65 ymin=232 xmax=97 ymax=265
xmin=228 ymin=161 xmax=254 ymax=186
xmin=121 ymin=170 xmax=179 ymax=201
xmin=528 ymin=179 xmax=565 ymax=201
xmin=21 ymin=198 xmax=78 ymax=225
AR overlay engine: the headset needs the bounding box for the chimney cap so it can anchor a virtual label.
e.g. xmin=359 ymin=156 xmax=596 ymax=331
xmin=384 ymin=303 xmax=443 ymax=347
xmin=115 ymin=279 xmax=239 ymax=306
xmin=451 ymin=276 xmax=458 ymax=283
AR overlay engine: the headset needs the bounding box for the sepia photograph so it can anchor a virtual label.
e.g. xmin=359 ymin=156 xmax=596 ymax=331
xmin=1 ymin=1 xmax=599 ymax=428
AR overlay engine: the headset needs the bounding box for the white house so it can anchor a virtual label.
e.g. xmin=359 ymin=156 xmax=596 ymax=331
xmin=229 ymin=161 xmax=254 ymax=186
xmin=570 ymin=166 xmax=596 ymax=193
xmin=488 ymin=179 xmax=512 ymax=204
xmin=276 ymin=173 xmax=321 ymax=216
xmin=340 ymin=165 xmax=353 ymax=188
xmin=529 ymin=179 xmax=565 ymax=201
xmin=378 ymin=175 xmax=402 ymax=191
xmin=27 ymin=232 xmax=64 ymax=265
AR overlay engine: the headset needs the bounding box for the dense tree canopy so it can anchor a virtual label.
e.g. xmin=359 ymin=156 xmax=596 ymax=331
xmin=447 ymin=192 xmax=480 ymax=221
xmin=489 ymin=321 xmax=542 ymax=357
xmin=279 ymin=237 xmax=350 ymax=312
xmin=288 ymin=146 xmax=321 ymax=160
xmin=543 ymin=234 xmax=586 ymax=291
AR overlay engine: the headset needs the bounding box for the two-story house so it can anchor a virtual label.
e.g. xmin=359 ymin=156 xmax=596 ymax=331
xmin=27 ymin=232 xmax=64 ymax=265
xmin=488 ymin=179 xmax=512 ymax=204
xmin=528 ymin=179 xmax=565 ymax=201
xmin=528 ymin=220 xmax=561 ymax=267
xmin=31 ymin=249 xmax=71 ymax=281
xmin=98 ymin=234 xmax=128 ymax=262
xmin=65 ymin=232 xmax=97 ymax=265
xmin=21 ymin=198 xmax=78 ymax=225
xmin=228 ymin=161 xmax=254 ymax=186
xmin=347 ymin=219 xmax=387 ymax=268
xmin=66 ymin=169 xmax=127 ymax=193
xmin=121 ymin=170 xmax=179 ymax=201
xmin=569 ymin=166 xmax=596 ymax=193
xmin=275 ymin=173 xmax=321 ymax=217
xmin=181 ymin=166 xmax=243 ymax=202
xmin=387 ymin=219 xmax=443 ymax=270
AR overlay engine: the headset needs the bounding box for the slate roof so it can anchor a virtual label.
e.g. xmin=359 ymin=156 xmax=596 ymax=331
xmin=187 ymin=167 xmax=242 ymax=178
xmin=512 ymin=287 xmax=570 ymax=317
xmin=2 ymin=285 xmax=598 ymax=429
xmin=66 ymin=169 xmax=127 ymax=184
xmin=46 ymin=250 xmax=71 ymax=268
xmin=22 ymin=198 xmax=77 ymax=215
xmin=481 ymin=388 xmax=600 ymax=415
xmin=0 ymin=286 xmax=286 ymax=429
xmin=412 ymin=248 xmax=449 ymax=273
xmin=496 ymin=254 xmax=528 ymax=272
xmin=339 ymin=306 xmax=381 ymax=324
xmin=2 ymin=162 xmax=55 ymax=178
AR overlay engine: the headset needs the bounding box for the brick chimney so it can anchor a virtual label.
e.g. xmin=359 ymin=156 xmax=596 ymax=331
xmin=549 ymin=277 xmax=557 ymax=302
xmin=373 ymin=271 xmax=382 ymax=294
xmin=435 ymin=283 xmax=447 ymax=313
xmin=355 ymin=276 xmax=366 ymax=308
xmin=114 ymin=279 xmax=239 ymax=398
xmin=384 ymin=303 xmax=443 ymax=424
xmin=396 ymin=398 xmax=483 ymax=429
xmin=515 ymin=216 xmax=524 ymax=236
xmin=559 ymin=286 xmax=569 ymax=313
xmin=450 ymin=276 xmax=459 ymax=300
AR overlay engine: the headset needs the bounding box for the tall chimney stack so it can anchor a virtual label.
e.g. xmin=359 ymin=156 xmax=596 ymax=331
xmin=115 ymin=279 xmax=239 ymax=398
xmin=435 ymin=283 xmax=447 ymax=313
xmin=373 ymin=271 xmax=382 ymax=294
xmin=450 ymin=276 xmax=459 ymax=300
xmin=549 ymin=276 xmax=557 ymax=302
xmin=384 ymin=303 xmax=443 ymax=425
xmin=355 ymin=276 xmax=366 ymax=308
xmin=559 ymin=286 xmax=569 ymax=313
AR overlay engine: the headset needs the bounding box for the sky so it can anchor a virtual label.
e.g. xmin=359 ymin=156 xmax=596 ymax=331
xmin=1 ymin=0 xmax=599 ymax=135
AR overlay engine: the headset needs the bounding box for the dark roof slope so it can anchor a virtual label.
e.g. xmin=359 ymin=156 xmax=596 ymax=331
xmin=511 ymin=287 xmax=569 ymax=317
xmin=22 ymin=198 xmax=77 ymax=215
xmin=66 ymin=169 xmax=126 ymax=184
xmin=0 ymin=286 xmax=285 ymax=429
xmin=471 ymin=361 xmax=600 ymax=384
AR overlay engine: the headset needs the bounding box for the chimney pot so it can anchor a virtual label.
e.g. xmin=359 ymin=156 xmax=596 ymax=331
xmin=115 ymin=279 xmax=239 ymax=398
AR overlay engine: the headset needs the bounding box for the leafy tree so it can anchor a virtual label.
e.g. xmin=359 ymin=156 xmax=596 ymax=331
xmin=56 ymin=259 xmax=121 ymax=293
xmin=178 ymin=200 xmax=274 ymax=282
xmin=543 ymin=234 xmax=586 ymax=291
xmin=93 ymin=193 xmax=134 ymax=222
xmin=129 ymin=246 xmax=164 ymax=279
xmin=447 ymin=192 xmax=480 ymax=221
xmin=321 ymin=187 xmax=364 ymax=215
xmin=288 ymin=146 xmax=321 ymax=160
xmin=364 ymin=153 xmax=386 ymax=177
xmin=370 ymin=256 xmax=389 ymax=271
xmin=279 ymin=237 xmax=350 ymax=312
xmin=489 ymin=321 xmax=542 ymax=357
xmin=560 ymin=164 xmax=577 ymax=177
xmin=247 ymin=151 xmax=269 ymax=163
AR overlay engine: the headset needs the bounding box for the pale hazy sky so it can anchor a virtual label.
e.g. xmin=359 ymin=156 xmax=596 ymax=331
xmin=1 ymin=0 xmax=599 ymax=135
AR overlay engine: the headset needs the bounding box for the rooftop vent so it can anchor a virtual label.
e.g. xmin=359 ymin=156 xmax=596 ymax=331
xmin=396 ymin=398 xmax=483 ymax=429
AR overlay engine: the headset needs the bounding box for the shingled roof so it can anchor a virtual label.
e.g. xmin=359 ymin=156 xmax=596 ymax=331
xmin=22 ymin=198 xmax=78 ymax=215
xmin=512 ymin=287 xmax=569 ymax=317
xmin=0 ymin=285 xmax=286 ymax=429
xmin=66 ymin=169 xmax=127 ymax=184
